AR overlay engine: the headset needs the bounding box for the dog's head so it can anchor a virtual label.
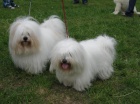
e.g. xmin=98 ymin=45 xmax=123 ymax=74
xmin=49 ymin=38 xmax=85 ymax=74
xmin=9 ymin=17 xmax=41 ymax=55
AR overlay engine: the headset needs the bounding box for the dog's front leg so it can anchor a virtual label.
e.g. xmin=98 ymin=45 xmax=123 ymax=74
xmin=113 ymin=3 xmax=121 ymax=15
xmin=49 ymin=63 xmax=55 ymax=73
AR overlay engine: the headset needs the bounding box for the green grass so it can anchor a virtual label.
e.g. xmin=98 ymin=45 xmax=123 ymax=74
xmin=0 ymin=0 xmax=140 ymax=103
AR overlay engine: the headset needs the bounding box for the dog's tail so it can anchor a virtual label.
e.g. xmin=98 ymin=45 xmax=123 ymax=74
xmin=96 ymin=35 xmax=117 ymax=60
xmin=40 ymin=15 xmax=67 ymax=38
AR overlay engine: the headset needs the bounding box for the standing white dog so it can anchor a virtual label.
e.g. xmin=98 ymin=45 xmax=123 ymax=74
xmin=9 ymin=15 xmax=67 ymax=74
xmin=49 ymin=35 xmax=117 ymax=91
xmin=113 ymin=0 xmax=140 ymax=15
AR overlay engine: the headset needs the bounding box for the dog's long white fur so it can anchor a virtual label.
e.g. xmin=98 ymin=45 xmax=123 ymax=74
xmin=50 ymin=35 xmax=117 ymax=91
xmin=9 ymin=15 xmax=67 ymax=74
xmin=113 ymin=0 xmax=140 ymax=15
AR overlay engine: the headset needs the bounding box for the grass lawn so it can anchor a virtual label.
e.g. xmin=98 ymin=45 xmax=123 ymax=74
xmin=0 ymin=0 xmax=140 ymax=103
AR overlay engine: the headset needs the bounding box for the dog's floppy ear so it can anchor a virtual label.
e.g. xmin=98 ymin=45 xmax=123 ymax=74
xmin=49 ymin=63 xmax=55 ymax=73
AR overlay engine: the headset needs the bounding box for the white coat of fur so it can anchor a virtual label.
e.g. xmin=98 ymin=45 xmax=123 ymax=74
xmin=9 ymin=15 xmax=67 ymax=74
xmin=113 ymin=0 xmax=140 ymax=15
xmin=49 ymin=35 xmax=117 ymax=91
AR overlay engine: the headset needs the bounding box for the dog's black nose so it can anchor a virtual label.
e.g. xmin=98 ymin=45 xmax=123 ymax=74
xmin=62 ymin=59 xmax=67 ymax=63
xmin=23 ymin=37 xmax=28 ymax=41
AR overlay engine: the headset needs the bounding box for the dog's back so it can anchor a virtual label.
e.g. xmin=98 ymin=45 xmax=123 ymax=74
xmin=80 ymin=35 xmax=117 ymax=80
xmin=40 ymin=15 xmax=67 ymax=39
xmin=80 ymin=35 xmax=116 ymax=58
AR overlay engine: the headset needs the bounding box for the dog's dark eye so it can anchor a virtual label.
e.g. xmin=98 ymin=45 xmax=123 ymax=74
xmin=27 ymin=33 xmax=30 ymax=36
xmin=69 ymin=53 xmax=72 ymax=57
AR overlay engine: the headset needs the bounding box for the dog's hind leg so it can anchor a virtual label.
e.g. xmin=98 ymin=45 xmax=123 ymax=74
xmin=98 ymin=67 xmax=114 ymax=80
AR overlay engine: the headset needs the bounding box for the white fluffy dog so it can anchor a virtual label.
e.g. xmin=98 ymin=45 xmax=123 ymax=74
xmin=113 ymin=0 xmax=140 ymax=15
xmin=49 ymin=35 xmax=117 ymax=91
xmin=9 ymin=15 xmax=67 ymax=74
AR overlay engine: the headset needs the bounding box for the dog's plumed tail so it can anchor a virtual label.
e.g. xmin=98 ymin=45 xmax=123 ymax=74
xmin=96 ymin=35 xmax=117 ymax=60
xmin=41 ymin=15 xmax=67 ymax=38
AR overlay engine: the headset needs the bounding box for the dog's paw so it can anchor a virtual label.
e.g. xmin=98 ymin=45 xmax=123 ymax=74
xmin=112 ymin=11 xmax=119 ymax=15
xmin=73 ymin=85 xmax=85 ymax=91
xmin=49 ymin=65 xmax=55 ymax=73
xmin=73 ymin=82 xmax=91 ymax=91
xmin=63 ymin=81 xmax=72 ymax=87
xmin=121 ymin=12 xmax=125 ymax=15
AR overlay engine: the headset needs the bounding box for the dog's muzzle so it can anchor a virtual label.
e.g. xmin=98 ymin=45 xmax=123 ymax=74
xmin=21 ymin=36 xmax=31 ymax=47
xmin=60 ymin=59 xmax=71 ymax=71
xmin=23 ymin=36 xmax=28 ymax=42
